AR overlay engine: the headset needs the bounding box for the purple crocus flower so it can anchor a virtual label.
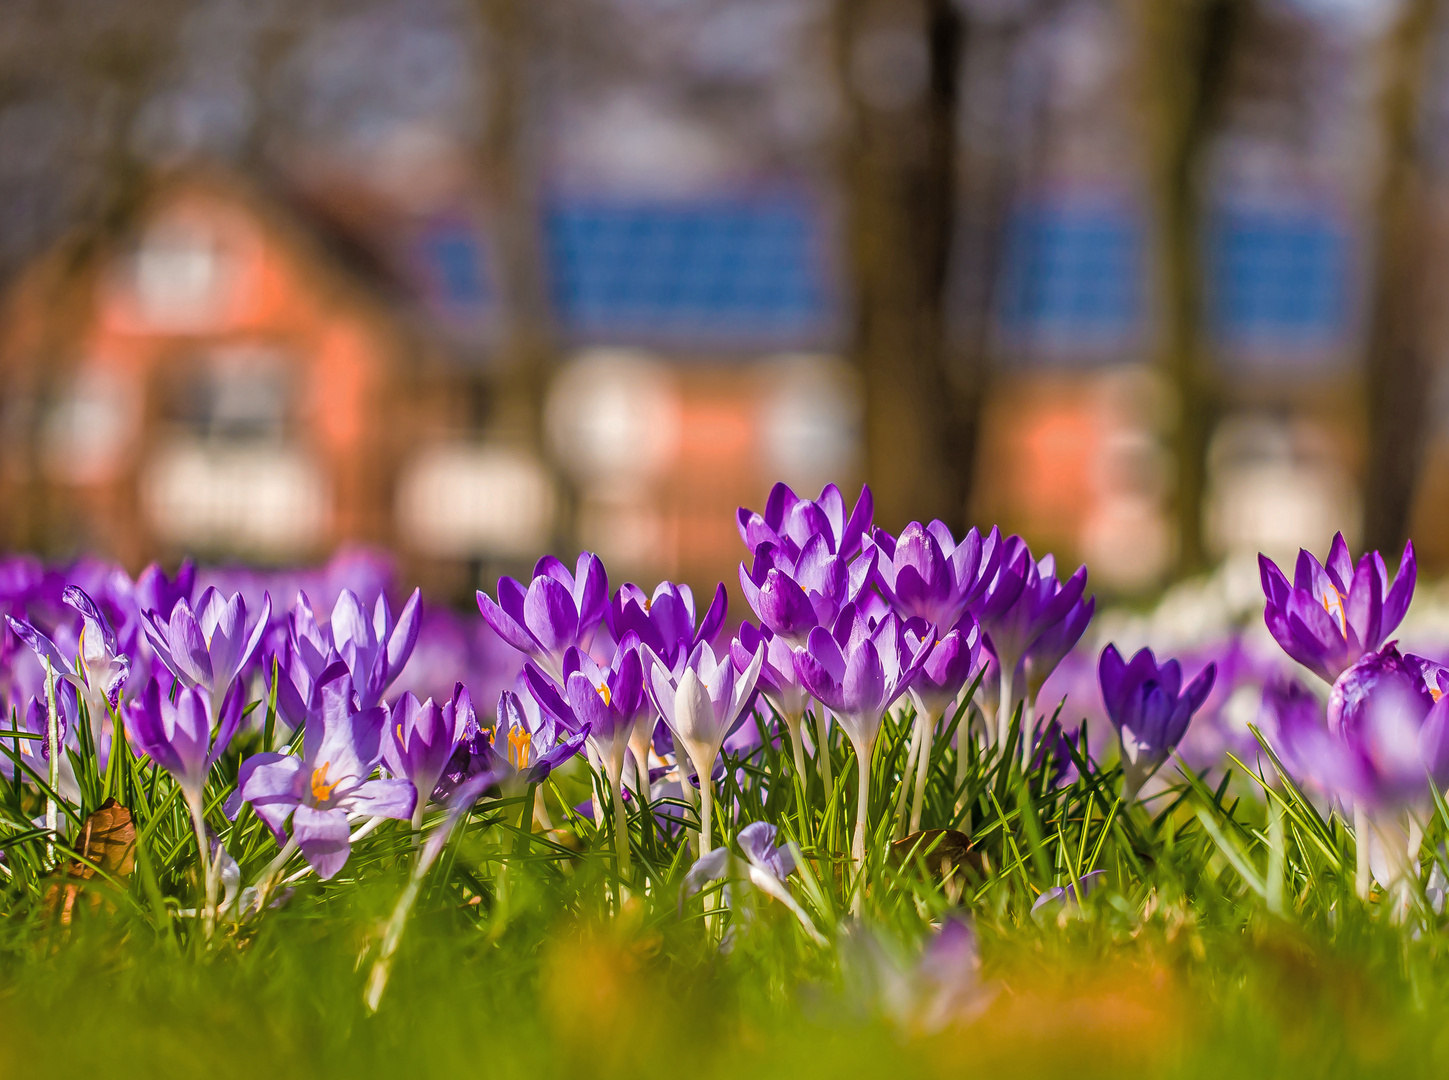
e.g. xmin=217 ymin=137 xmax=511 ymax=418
xmin=383 ymin=689 xmax=469 ymax=827
xmin=738 ymin=537 xmax=876 ymax=648
xmin=267 ymin=592 xmax=337 ymax=730
xmin=330 ymin=587 xmax=422 ymax=710
xmin=647 ymin=641 xmax=764 ymax=856
xmin=433 ymin=684 xmax=501 ymax=801
xmin=732 ymin=622 xmax=812 ymax=780
xmin=134 ymin=559 xmax=196 ymax=622
xmin=1022 ymin=593 xmax=1095 ymax=703
xmin=1275 ymin=645 xmax=1449 ymax=812
xmin=530 ymin=642 xmax=653 ymax=873
xmin=1098 ymin=644 xmax=1216 ymax=802
xmin=596 ymin=578 xmax=705 ymax=794
xmin=125 ymin=677 xmax=244 ymax=808
xmin=1259 ymin=676 xmax=1323 ymax=748
xmin=477 ymin=553 xmax=609 ymax=682
xmin=1259 ymin=534 xmax=1416 ymax=685
xmin=909 ymin=917 xmax=992 ymax=1032
xmin=230 ymin=663 xmax=416 ymax=880
xmin=529 ymin=644 xmax=650 ymax=785
xmin=269 ymin=588 xmax=422 ymax=723
xmin=1031 ymin=869 xmax=1105 ymax=916
xmin=975 ymin=538 xmax=1088 ymax=749
xmin=873 ymin=522 xmax=1003 ymax=633
xmin=493 ymin=687 xmax=590 ymax=786
xmin=126 ymin=675 xmax=245 ymax=933
xmin=902 ymin=617 xmax=982 ymax=722
xmin=607 ymin=580 xmax=727 ymax=670
xmin=683 ymin=820 xmax=825 ymax=943
xmin=0 ymin=687 xmax=73 ymax=777
xmin=472 ymin=683 xmax=591 ymax=834
xmin=849 ymin=916 xmax=991 ymax=1033
xmin=6 ymin=585 xmax=130 ymax=750
xmin=737 ymin=482 xmax=873 ymax=562
xmin=1274 ymin=646 xmax=1449 ymax=900
xmin=142 ymin=586 xmax=271 ymax=717
xmin=732 ymin=623 xmax=807 ymax=725
xmin=687 ymin=819 xmax=797 ymax=893
xmin=896 ymin=617 xmax=982 ymax=833
xmin=795 ymin=605 xmax=930 ymax=867
xmin=794 ymin=607 xmax=929 ymax=769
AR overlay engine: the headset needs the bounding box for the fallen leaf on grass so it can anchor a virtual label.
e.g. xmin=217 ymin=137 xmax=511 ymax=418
xmin=43 ymin=798 xmax=136 ymax=925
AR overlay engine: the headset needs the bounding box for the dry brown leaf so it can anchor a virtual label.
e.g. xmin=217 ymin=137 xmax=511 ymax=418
xmin=42 ymin=798 xmax=136 ymax=924
xmin=891 ymin=829 xmax=983 ymax=890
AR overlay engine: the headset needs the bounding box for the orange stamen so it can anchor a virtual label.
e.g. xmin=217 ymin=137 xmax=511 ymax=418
xmin=1321 ymin=586 xmax=1347 ymax=635
xmin=311 ymin=761 xmax=339 ymax=802
xmin=508 ymin=728 xmax=532 ymax=770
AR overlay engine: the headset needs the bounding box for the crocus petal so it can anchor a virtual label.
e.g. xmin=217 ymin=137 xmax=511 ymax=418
xmin=695 ymin=583 xmax=728 ymax=648
xmin=684 ymin=848 xmax=730 ymax=895
xmin=648 ymin=656 xmax=679 ymax=730
xmin=346 ymin=778 xmax=418 ymax=820
xmin=5 ymin=617 xmax=74 ymax=678
xmin=477 ymin=584 xmax=541 ymax=658
xmin=237 ymin=592 xmax=272 ymax=679
xmin=1325 ymin=533 xmax=1353 ymax=590
xmin=1259 ymin=555 xmax=1292 ymax=609
xmin=524 ymin=576 xmax=580 ymax=656
xmin=672 ymin=667 xmax=720 ymax=750
xmin=1382 ymin=541 xmax=1417 ymax=637
xmin=292 ymin=804 xmax=353 ymax=880
xmin=167 ymin=603 xmax=214 ymax=687
xmin=208 ymin=681 xmax=246 ymax=771
xmin=233 ymin=753 xmax=306 ymax=841
xmin=381 ymin=588 xmax=422 ymax=693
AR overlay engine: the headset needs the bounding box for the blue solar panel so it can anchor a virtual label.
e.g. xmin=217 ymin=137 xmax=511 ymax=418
xmin=996 ymin=198 xmax=1146 ymax=359
xmin=1206 ymin=202 xmax=1351 ymax=358
xmin=544 ymin=195 xmax=840 ymax=348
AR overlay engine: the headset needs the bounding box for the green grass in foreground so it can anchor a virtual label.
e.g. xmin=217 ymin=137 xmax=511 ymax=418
xmin=4 ymin=880 xmax=1449 ymax=1080
xmin=5 ymin=702 xmax=1449 ymax=1079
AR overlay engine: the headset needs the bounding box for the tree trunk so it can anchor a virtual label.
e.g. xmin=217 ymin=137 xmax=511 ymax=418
xmin=476 ymin=0 xmax=569 ymax=550
xmin=1140 ymin=0 xmax=1243 ymax=576
xmin=836 ymin=0 xmax=973 ymax=532
xmin=1362 ymin=0 xmax=1440 ymax=555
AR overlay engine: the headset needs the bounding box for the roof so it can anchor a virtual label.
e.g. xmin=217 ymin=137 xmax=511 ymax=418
xmin=992 ymin=188 xmax=1357 ymax=370
xmin=400 ymin=190 xmax=843 ymax=353
xmin=995 ymin=193 xmax=1147 ymax=363
xmin=544 ymin=193 xmax=842 ymax=351
xmin=1206 ymin=198 xmax=1355 ymax=369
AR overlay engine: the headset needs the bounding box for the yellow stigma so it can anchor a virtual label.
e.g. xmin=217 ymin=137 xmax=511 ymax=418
xmin=1434 ymin=687 xmax=1445 ymax=703
xmin=311 ymin=762 xmax=339 ymax=802
xmin=508 ymin=727 xmax=533 ymax=769
xmin=1321 ymin=586 xmax=1347 ymax=635
xmin=597 ymin=682 xmax=611 ymax=707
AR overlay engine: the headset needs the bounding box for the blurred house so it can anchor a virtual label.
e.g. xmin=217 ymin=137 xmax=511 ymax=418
xmin=0 ymin=166 xmax=856 ymax=598
xmin=0 ymin=169 xmax=445 ymax=569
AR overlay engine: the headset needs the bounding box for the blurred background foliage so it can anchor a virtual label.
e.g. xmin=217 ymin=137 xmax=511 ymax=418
xmin=0 ymin=0 xmax=1443 ymax=608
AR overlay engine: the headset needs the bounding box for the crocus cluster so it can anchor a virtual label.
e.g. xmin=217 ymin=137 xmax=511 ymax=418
xmin=1254 ymin=534 xmax=1449 ymax=900
xmin=0 ymin=477 xmax=1267 ymax=934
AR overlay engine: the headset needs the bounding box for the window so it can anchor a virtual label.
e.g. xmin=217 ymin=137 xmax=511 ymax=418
xmin=133 ymin=219 xmax=232 ymax=330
